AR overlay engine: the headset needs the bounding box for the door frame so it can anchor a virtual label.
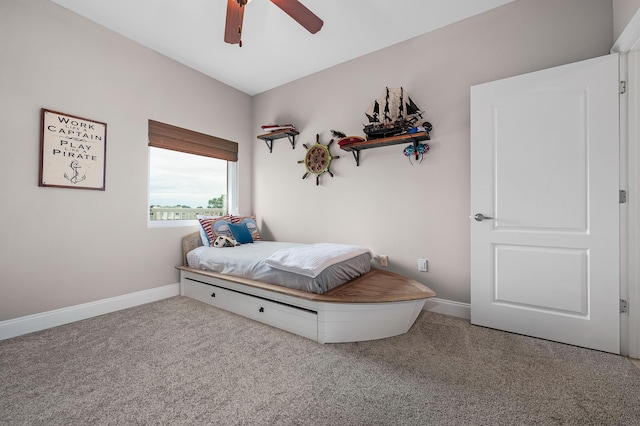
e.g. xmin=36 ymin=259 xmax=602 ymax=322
xmin=612 ymin=9 xmax=640 ymax=359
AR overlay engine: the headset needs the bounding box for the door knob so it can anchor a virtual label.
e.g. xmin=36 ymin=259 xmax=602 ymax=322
xmin=474 ymin=213 xmax=494 ymax=222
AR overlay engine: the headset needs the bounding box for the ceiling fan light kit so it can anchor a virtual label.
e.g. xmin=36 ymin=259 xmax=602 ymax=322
xmin=225 ymin=0 xmax=323 ymax=47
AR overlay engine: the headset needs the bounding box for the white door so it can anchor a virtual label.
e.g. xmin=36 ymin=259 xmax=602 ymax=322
xmin=470 ymin=53 xmax=620 ymax=353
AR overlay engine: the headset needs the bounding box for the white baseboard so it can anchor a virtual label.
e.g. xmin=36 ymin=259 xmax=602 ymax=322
xmin=423 ymin=297 xmax=471 ymax=320
xmin=1 ymin=286 xmax=468 ymax=340
xmin=0 ymin=284 xmax=180 ymax=340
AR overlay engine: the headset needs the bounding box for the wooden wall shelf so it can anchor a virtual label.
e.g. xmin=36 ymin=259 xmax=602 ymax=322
xmin=257 ymin=129 xmax=299 ymax=153
xmin=339 ymin=131 xmax=430 ymax=166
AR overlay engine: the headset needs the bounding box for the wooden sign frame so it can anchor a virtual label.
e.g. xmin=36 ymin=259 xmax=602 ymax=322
xmin=39 ymin=108 xmax=107 ymax=190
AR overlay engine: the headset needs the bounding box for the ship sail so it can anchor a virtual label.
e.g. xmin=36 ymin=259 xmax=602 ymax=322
xmin=406 ymin=96 xmax=421 ymax=116
xmin=365 ymin=100 xmax=380 ymax=123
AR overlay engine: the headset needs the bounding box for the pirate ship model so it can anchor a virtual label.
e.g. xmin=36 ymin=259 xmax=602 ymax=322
xmin=363 ymin=87 xmax=431 ymax=139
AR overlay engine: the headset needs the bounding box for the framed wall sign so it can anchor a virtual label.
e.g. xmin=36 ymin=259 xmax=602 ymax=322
xmin=39 ymin=108 xmax=107 ymax=190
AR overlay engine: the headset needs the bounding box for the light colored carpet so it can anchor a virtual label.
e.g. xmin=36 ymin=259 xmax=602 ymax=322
xmin=1 ymin=296 xmax=639 ymax=425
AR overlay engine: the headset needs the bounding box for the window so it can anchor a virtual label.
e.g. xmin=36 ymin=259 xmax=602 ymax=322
xmin=148 ymin=120 xmax=238 ymax=224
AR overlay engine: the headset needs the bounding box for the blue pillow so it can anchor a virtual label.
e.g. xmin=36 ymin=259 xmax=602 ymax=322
xmin=229 ymin=222 xmax=254 ymax=244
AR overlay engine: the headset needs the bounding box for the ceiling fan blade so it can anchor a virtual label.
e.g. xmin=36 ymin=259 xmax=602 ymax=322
xmin=224 ymin=0 xmax=245 ymax=44
xmin=270 ymin=0 xmax=323 ymax=34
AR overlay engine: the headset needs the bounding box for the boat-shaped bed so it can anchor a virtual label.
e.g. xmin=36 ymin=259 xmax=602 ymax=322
xmin=178 ymin=232 xmax=436 ymax=343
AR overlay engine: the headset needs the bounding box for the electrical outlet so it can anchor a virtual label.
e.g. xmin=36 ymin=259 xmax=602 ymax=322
xmin=418 ymin=259 xmax=428 ymax=272
xmin=379 ymin=255 xmax=388 ymax=267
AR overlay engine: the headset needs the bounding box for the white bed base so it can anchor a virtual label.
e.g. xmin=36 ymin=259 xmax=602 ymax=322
xmin=179 ymin=268 xmax=429 ymax=344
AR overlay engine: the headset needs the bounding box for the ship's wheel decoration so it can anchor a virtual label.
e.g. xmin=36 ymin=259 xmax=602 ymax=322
xmin=298 ymin=134 xmax=339 ymax=185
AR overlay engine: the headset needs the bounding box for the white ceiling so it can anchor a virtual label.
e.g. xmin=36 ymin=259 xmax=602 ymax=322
xmin=51 ymin=0 xmax=514 ymax=95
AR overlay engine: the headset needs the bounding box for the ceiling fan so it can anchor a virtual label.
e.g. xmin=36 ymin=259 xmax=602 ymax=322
xmin=225 ymin=0 xmax=323 ymax=47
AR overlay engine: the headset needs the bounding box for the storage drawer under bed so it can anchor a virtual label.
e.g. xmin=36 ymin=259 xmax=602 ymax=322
xmin=183 ymin=277 xmax=318 ymax=341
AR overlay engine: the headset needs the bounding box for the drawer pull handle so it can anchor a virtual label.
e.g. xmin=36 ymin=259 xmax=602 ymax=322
xmin=210 ymin=292 xmax=216 ymax=298
xmin=259 ymin=307 xmax=264 ymax=313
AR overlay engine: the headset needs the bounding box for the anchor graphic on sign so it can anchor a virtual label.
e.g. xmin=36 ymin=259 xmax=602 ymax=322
xmin=64 ymin=160 xmax=86 ymax=184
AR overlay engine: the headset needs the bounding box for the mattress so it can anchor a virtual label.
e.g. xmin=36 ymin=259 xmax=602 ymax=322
xmin=187 ymin=241 xmax=372 ymax=294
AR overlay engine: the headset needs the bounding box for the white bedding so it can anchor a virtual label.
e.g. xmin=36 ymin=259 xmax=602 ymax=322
xmin=187 ymin=241 xmax=372 ymax=294
xmin=265 ymin=243 xmax=371 ymax=278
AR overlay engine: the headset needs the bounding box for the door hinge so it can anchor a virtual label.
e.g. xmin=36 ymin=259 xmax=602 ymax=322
xmin=621 ymin=299 xmax=629 ymax=314
xmin=620 ymin=81 xmax=627 ymax=94
xmin=620 ymin=190 xmax=627 ymax=204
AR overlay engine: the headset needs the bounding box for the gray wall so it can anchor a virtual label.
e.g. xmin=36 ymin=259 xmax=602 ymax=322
xmin=0 ymin=0 xmax=253 ymax=321
xmin=252 ymin=0 xmax=614 ymax=304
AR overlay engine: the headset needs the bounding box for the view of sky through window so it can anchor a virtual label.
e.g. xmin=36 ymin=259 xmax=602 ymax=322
xmin=149 ymin=147 xmax=227 ymax=208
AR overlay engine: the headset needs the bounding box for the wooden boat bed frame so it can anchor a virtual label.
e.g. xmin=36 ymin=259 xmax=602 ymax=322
xmin=177 ymin=232 xmax=436 ymax=343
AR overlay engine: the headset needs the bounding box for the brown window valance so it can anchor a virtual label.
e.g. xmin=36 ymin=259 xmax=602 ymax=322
xmin=148 ymin=119 xmax=238 ymax=162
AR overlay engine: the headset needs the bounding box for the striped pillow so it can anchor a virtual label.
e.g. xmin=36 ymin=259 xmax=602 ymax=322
xmin=230 ymin=215 xmax=261 ymax=241
xmin=198 ymin=215 xmax=233 ymax=246
xmin=195 ymin=214 xmax=220 ymax=246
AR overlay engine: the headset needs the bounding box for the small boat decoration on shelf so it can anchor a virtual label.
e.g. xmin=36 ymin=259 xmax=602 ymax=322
xmin=260 ymin=123 xmax=296 ymax=132
xmin=330 ymin=130 xmax=365 ymax=148
xmin=337 ymin=136 xmax=366 ymax=147
xmin=257 ymin=124 xmax=299 ymax=152
xmin=363 ymin=87 xmax=431 ymax=140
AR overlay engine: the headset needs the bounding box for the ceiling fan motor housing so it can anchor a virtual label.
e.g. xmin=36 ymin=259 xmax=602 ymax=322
xmin=225 ymin=0 xmax=323 ymax=46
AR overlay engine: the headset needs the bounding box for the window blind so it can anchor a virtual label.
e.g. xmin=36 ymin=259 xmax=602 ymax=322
xmin=148 ymin=119 xmax=238 ymax=162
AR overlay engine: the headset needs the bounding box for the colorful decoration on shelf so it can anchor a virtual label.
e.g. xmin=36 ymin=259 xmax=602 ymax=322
xmin=403 ymin=142 xmax=430 ymax=165
xmin=407 ymin=123 xmax=432 ymax=134
xmin=298 ymin=134 xmax=339 ymax=185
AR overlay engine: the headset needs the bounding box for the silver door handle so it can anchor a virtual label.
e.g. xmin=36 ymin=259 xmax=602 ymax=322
xmin=474 ymin=213 xmax=494 ymax=222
